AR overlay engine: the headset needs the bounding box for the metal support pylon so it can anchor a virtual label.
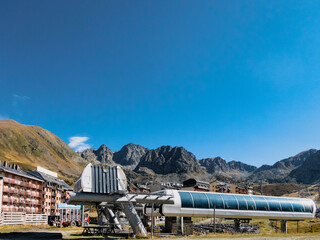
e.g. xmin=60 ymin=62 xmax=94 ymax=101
xmin=118 ymin=179 xmax=148 ymax=237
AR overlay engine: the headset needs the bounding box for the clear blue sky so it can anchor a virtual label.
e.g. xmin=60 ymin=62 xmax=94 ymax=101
xmin=1 ymin=1 xmax=320 ymax=167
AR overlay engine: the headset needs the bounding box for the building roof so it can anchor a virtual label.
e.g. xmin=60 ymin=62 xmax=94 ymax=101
xmin=183 ymin=178 xmax=210 ymax=187
xmin=0 ymin=161 xmax=44 ymax=182
xmin=138 ymin=185 xmax=150 ymax=190
xmin=27 ymin=170 xmax=72 ymax=191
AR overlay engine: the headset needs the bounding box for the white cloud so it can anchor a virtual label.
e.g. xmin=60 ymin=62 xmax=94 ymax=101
xmin=12 ymin=94 xmax=30 ymax=107
xmin=68 ymin=136 xmax=92 ymax=152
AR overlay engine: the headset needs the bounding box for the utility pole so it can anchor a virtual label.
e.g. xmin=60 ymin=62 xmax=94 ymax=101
xmin=151 ymin=203 xmax=154 ymax=238
xmin=213 ymin=204 xmax=216 ymax=234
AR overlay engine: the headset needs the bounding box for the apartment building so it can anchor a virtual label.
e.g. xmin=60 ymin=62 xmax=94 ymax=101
xmin=181 ymin=179 xmax=210 ymax=192
xmin=28 ymin=166 xmax=72 ymax=216
xmin=0 ymin=161 xmax=43 ymax=214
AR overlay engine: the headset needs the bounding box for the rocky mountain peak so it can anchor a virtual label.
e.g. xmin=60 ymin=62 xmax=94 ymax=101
xmin=95 ymin=144 xmax=114 ymax=164
xmin=289 ymin=150 xmax=320 ymax=184
xmin=249 ymin=149 xmax=318 ymax=183
xmin=134 ymin=146 xmax=202 ymax=175
xmin=81 ymin=144 xmax=114 ymax=165
xmin=199 ymin=157 xmax=228 ymax=174
xmin=113 ymin=143 xmax=148 ymax=167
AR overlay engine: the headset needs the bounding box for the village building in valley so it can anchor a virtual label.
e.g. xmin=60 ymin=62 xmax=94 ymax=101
xmin=0 ymin=162 xmax=73 ymax=225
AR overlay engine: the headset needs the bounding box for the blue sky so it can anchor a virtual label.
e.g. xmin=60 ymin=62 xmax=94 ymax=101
xmin=1 ymin=1 xmax=320 ymax=167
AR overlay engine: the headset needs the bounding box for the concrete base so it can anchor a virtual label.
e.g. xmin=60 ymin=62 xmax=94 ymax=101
xmin=165 ymin=217 xmax=193 ymax=235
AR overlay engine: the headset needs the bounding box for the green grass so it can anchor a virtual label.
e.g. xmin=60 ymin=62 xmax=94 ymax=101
xmin=2 ymin=219 xmax=320 ymax=239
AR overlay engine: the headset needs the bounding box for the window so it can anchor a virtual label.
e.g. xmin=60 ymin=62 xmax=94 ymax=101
xmin=221 ymin=194 xmax=238 ymax=210
xmin=251 ymin=196 xmax=269 ymax=211
xmin=190 ymin=192 xmax=209 ymax=208
xmin=290 ymin=198 xmax=311 ymax=213
xmin=207 ymin=193 xmax=224 ymax=209
xmin=304 ymin=204 xmax=312 ymax=213
xmin=266 ymin=198 xmax=281 ymax=211
xmin=243 ymin=196 xmax=256 ymax=210
xmin=279 ymin=199 xmax=293 ymax=212
xmin=292 ymin=202 xmax=304 ymax=212
xmin=179 ymin=192 xmax=193 ymax=208
xmin=234 ymin=195 xmax=247 ymax=210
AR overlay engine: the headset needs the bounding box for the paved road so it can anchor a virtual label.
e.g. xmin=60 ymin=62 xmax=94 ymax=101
xmin=0 ymin=232 xmax=63 ymax=240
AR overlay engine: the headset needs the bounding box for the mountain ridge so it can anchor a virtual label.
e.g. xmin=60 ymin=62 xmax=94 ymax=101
xmin=1 ymin=119 xmax=319 ymax=186
xmin=0 ymin=119 xmax=86 ymax=182
xmin=82 ymin=143 xmax=319 ymax=184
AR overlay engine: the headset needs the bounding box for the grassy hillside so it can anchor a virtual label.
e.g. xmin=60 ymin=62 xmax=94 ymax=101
xmin=252 ymin=183 xmax=307 ymax=196
xmin=0 ymin=119 xmax=86 ymax=183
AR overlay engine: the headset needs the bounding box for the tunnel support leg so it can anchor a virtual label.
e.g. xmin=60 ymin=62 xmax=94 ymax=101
xmin=121 ymin=203 xmax=148 ymax=237
xmin=176 ymin=216 xmax=184 ymax=235
xmin=100 ymin=207 xmax=122 ymax=230
xmin=280 ymin=220 xmax=287 ymax=234
xmin=234 ymin=219 xmax=240 ymax=233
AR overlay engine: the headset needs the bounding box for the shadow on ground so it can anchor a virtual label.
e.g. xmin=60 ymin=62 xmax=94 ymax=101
xmin=0 ymin=232 xmax=63 ymax=240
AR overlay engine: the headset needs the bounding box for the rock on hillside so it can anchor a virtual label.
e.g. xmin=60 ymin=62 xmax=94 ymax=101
xmin=199 ymin=157 xmax=256 ymax=178
xmin=199 ymin=157 xmax=229 ymax=173
xmin=227 ymin=160 xmax=257 ymax=172
xmin=289 ymin=150 xmax=320 ymax=184
xmin=248 ymin=149 xmax=318 ymax=183
xmin=81 ymin=143 xmax=147 ymax=169
xmin=113 ymin=143 xmax=148 ymax=167
xmin=0 ymin=119 xmax=86 ymax=179
xmin=81 ymin=144 xmax=114 ymax=165
xmin=134 ymin=146 xmax=203 ymax=175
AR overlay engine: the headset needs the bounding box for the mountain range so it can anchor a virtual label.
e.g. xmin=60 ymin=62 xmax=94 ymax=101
xmin=1 ymin=119 xmax=319 ymax=186
xmin=81 ymin=141 xmax=320 ymax=185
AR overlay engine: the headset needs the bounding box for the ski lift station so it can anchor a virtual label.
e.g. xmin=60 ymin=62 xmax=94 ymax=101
xmin=68 ymin=163 xmax=316 ymax=237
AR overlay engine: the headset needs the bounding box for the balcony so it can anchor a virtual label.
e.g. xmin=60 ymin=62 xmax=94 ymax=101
xmin=9 ymin=189 xmax=18 ymax=194
xmin=19 ymin=190 xmax=26 ymax=195
xmin=2 ymin=197 xmax=9 ymax=202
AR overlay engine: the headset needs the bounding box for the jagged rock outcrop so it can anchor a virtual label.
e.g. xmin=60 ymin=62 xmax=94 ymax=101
xmin=199 ymin=157 xmax=256 ymax=178
xmin=113 ymin=143 xmax=148 ymax=168
xmin=81 ymin=144 xmax=114 ymax=165
xmin=199 ymin=157 xmax=229 ymax=173
xmin=248 ymin=149 xmax=318 ymax=183
xmin=95 ymin=144 xmax=114 ymax=164
xmin=134 ymin=146 xmax=202 ymax=175
xmin=289 ymin=150 xmax=320 ymax=184
xmin=227 ymin=160 xmax=257 ymax=172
